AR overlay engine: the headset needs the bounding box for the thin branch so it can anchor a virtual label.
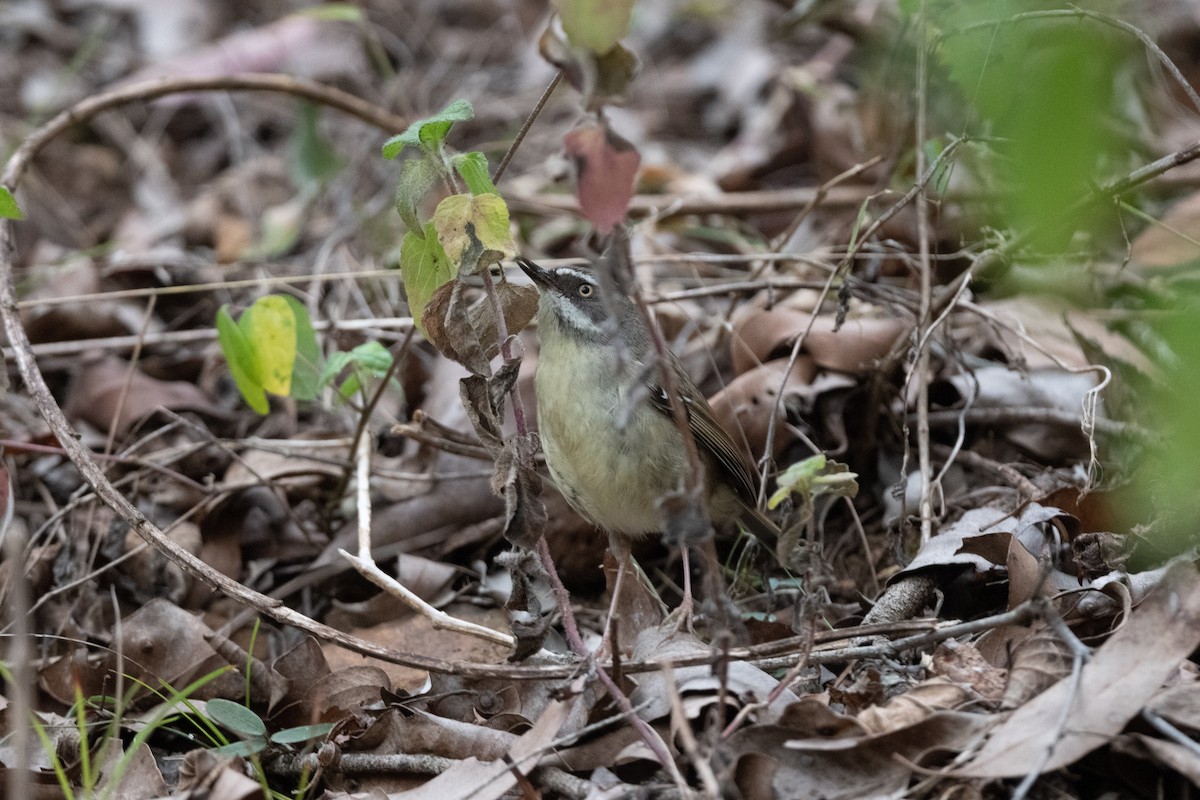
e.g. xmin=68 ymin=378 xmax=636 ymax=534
xmin=340 ymin=435 xmax=515 ymax=649
xmin=492 ymin=70 xmax=562 ymax=185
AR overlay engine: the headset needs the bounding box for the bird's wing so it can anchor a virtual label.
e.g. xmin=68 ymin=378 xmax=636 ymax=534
xmin=647 ymin=361 xmax=760 ymax=505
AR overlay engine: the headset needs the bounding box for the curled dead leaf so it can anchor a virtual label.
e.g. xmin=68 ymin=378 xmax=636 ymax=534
xmin=732 ymin=306 xmax=906 ymax=376
xmin=424 ymin=278 xmax=539 ymax=370
xmin=709 ymin=358 xmax=817 ymax=459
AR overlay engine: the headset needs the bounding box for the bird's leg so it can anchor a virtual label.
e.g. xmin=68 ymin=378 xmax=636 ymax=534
xmin=667 ymin=545 xmax=696 ymax=634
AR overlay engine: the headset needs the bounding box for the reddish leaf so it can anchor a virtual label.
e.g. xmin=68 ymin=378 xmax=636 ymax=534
xmin=563 ymin=121 xmax=640 ymax=234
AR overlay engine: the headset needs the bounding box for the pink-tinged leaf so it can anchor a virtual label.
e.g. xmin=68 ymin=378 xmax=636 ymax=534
xmin=563 ymin=122 xmax=640 ymax=234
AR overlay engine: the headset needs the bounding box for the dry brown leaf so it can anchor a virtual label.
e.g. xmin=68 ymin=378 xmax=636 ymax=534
xmin=1146 ymin=680 xmax=1200 ymax=734
xmin=730 ymin=306 xmax=812 ymax=375
xmin=726 ymin=710 xmax=994 ymax=800
xmin=64 ymin=355 xmax=218 ymax=434
xmin=324 ymin=604 xmax=510 ymax=695
xmin=220 ymin=445 xmax=343 ymax=491
xmin=731 ymin=306 xmax=905 ymax=376
xmin=94 ymin=739 xmax=166 ymax=800
xmin=931 ymin=639 xmax=1008 ymax=704
xmin=709 ymin=357 xmax=816 ymax=459
xmin=1130 ymin=189 xmax=1200 ymax=268
xmin=178 ymin=749 xmax=263 ymax=799
xmin=1113 ymin=733 xmax=1200 ymax=788
xmin=999 ymin=623 xmax=1073 ymax=710
xmin=118 ymin=599 xmax=244 ymax=701
xmin=372 ymin=685 xmax=581 ymax=800
xmin=629 ymin=627 xmax=798 ymax=725
xmin=954 ymin=562 xmax=1200 ymax=778
xmin=856 ymin=676 xmax=978 ymax=735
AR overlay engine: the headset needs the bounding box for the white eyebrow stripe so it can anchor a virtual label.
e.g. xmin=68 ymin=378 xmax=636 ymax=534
xmin=555 ymin=268 xmax=598 ymax=284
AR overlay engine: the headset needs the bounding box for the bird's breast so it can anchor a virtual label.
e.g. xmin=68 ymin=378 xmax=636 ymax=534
xmin=534 ymin=336 xmax=684 ymax=537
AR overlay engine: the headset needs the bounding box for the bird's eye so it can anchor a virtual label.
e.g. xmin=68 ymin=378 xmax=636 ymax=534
xmin=577 ymin=284 xmax=594 ymax=298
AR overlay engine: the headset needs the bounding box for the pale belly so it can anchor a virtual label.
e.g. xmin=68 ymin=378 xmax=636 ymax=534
xmin=535 ymin=349 xmax=683 ymax=537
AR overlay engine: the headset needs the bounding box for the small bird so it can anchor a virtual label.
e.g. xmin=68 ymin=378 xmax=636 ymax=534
xmin=517 ymin=240 xmax=778 ymax=628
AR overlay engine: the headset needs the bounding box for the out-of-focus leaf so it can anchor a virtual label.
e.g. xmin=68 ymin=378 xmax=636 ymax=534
xmin=285 ymin=295 xmax=321 ymax=401
xmin=563 ymin=122 xmax=640 ymax=234
xmin=291 ymin=102 xmax=344 ymax=190
xmin=552 ymin=0 xmax=634 ymax=54
xmin=0 ymin=186 xmax=23 ymax=220
xmin=247 ymin=198 xmax=305 ymax=259
xmin=452 ymin=151 xmax=497 ymax=196
xmin=432 ymin=193 xmax=515 ymax=273
xmin=928 ymin=2 xmax=1125 ymax=250
xmin=381 ymin=98 xmax=474 ymax=159
xmin=211 ymin=740 xmax=267 ymax=757
xmin=217 ymin=305 xmax=268 ymax=414
xmin=538 ymin=29 xmax=638 ymax=107
xmin=240 ymin=295 xmax=299 ymax=396
xmin=346 ymin=341 xmax=394 ymax=374
xmin=400 ymin=223 xmax=455 ymax=332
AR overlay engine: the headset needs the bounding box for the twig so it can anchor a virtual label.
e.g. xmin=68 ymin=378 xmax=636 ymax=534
xmin=1010 ymin=598 xmax=1091 ymax=800
xmin=0 ymin=465 xmax=32 ymax=800
xmin=506 ymin=184 xmax=878 ymax=219
xmin=3 ymin=316 xmax=412 ymax=360
xmin=918 ymin=406 xmax=1147 ymax=440
xmin=913 ymin=2 xmax=935 ymax=545
xmin=339 ymin=434 xmax=515 ymax=649
xmin=492 ymin=70 xmax=562 ymax=185
xmin=1141 ymin=708 xmax=1200 ymax=760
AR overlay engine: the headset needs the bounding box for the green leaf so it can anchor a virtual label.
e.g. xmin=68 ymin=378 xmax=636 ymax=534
xmin=216 ymin=305 xmax=269 ymax=414
xmin=337 ymin=373 xmax=362 ymax=402
xmin=319 ymin=350 xmax=354 ymax=389
xmin=381 ymin=98 xmax=474 ymax=159
xmin=271 ymin=723 xmax=336 ymax=745
xmin=239 ymin=296 xmax=299 ymax=397
xmin=291 ymin=102 xmax=344 ymax=190
xmin=452 ymin=151 xmax=497 ymax=196
xmin=395 ymin=155 xmax=440 ymax=232
xmin=553 ymin=0 xmax=634 ymax=54
xmin=0 ymin=186 xmax=23 ymax=220
xmin=284 ymin=295 xmax=321 ymax=401
xmin=399 ymin=223 xmax=455 ymax=332
xmin=347 ymin=341 xmax=394 ymax=375
xmin=432 ymin=193 xmax=515 ymax=273
xmin=206 ymin=699 xmax=267 ymax=738
xmin=768 ymin=454 xmax=858 ymax=510
xmin=211 ymin=739 xmax=267 ymax=758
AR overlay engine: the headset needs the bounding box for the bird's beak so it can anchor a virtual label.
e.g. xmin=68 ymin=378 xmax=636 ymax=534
xmin=516 ymin=257 xmax=552 ymax=289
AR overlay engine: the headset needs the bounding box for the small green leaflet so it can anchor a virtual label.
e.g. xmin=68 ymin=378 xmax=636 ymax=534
xmin=216 ymin=295 xmax=321 ymax=414
xmin=381 ymin=98 xmax=474 ymax=160
xmin=451 ymin=151 xmax=497 ymax=196
xmin=399 ymin=223 xmax=455 ymax=333
xmin=319 ymin=341 xmax=394 ymax=402
xmin=395 ymin=156 xmax=440 ymax=232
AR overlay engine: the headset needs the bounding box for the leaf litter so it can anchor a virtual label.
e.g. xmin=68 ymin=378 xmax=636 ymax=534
xmin=1 ymin=1 xmax=1199 ymax=798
